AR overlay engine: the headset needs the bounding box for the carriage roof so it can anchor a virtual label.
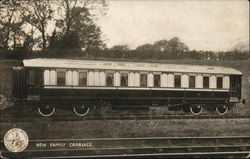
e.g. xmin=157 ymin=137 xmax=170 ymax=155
xmin=23 ymin=58 xmax=242 ymax=75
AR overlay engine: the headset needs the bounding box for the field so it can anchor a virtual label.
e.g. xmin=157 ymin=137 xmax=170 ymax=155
xmin=0 ymin=59 xmax=249 ymax=113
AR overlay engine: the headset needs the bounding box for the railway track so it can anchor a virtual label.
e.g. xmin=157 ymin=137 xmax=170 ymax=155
xmin=1 ymin=113 xmax=250 ymax=122
xmin=1 ymin=136 xmax=250 ymax=158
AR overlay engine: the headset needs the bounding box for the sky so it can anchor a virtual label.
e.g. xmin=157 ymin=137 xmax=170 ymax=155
xmin=96 ymin=0 xmax=249 ymax=51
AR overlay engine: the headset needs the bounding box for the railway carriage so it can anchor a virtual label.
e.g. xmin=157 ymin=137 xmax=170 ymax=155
xmin=12 ymin=58 xmax=245 ymax=116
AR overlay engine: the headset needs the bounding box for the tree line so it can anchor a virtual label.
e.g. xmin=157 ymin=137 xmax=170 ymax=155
xmin=1 ymin=36 xmax=247 ymax=61
xmin=0 ymin=0 xmax=248 ymax=61
xmin=88 ymin=37 xmax=248 ymax=61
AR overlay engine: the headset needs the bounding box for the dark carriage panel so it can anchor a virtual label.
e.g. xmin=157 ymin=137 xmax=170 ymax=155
xmin=117 ymin=89 xmax=151 ymax=97
xmin=38 ymin=88 xmax=230 ymax=106
xmin=12 ymin=67 xmax=26 ymax=99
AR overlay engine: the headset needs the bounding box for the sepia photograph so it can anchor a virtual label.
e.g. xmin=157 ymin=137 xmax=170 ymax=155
xmin=0 ymin=0 xmax=249 ymax=158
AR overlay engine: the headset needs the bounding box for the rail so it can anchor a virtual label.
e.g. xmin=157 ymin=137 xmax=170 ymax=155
xmin=1 ymin=113 xmax=250 ymax=122
xmin=1 ymin=136 xmax=250 ymax=158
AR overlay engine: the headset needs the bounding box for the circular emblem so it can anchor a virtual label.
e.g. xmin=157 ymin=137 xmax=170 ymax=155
xmin=4 ymin=128 xmax=29 ymax=153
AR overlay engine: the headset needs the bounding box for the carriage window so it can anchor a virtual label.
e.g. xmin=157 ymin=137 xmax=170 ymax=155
xmin=79 ymin=72 xmax=87 ymax=86
xmin=203 ymin=76 xmax=209 ymax=88
xmin=140 ymin=74 xmax=147 ymax=87
xmin=154 ymin=75 xmax=160 ymax=87
xmin=217 ymin=77 xmax=223 ymax=88
xmin=29 ymin=70 xmax=35 ymax=85
xmin=189 ymin=76 xmax=195 ymax=88
xmin=174 ymin=75 xmax=181 ymax=88
xmin=57 ymin=71 xmax=65 ymax=86
xmin=121 ymin=73 xmax=128 ymax=86
xmin=106 ymin=73 xmax=114 ymax=86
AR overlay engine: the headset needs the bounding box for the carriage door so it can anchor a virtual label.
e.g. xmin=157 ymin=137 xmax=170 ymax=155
xmin=13 ymin=67 xmax=26 ymax=99
xmin=27 ymin=68 xmax=42 ymax=96
xmin=229 ymin=75 xmax=241 ymax=100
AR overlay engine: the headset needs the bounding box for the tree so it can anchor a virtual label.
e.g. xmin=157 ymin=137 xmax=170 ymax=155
xmin=71 ymin=7 xmax=105 ymax=51
xmin=23 ymin=0 xmax=54 ymax=50
xmin=22 ymin=29 xmax=36 ymax=51
xmin=0 ymin=0 xmax=26 ymax=49
xmin=54 ymin=0 xmax=106 ymax=51
xmin=135 ymin=37 xmax=189 ymax=59
xmin=160 ymin=37 xmax=189 ymax=58
xmin=135 ymin=44 xmax=156 ymax=59
xmin=107 ymin=45 xmax=129 ymax=58
xmin=136 ymin=44 xmax=154 ymax=52
xmin=56 ymin=0 xmax=106 ymax=34
xmin=48 ymin=29 xmax=58 ymax=49
xmin=110 ymin=45 xmax=129 ymax=52
xmin=57 ymin=31 xmax=81 ymax=49
xmin=153 ymin=40 xmax=169 ymax=52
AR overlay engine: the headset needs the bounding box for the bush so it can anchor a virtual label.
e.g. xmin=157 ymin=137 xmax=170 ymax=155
xmin=0 ymin=94 xmax=14 ymax=109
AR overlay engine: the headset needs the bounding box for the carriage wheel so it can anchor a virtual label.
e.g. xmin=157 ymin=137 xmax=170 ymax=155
xmin=190 ymin=105 xmax=203 ymax=115
xmin=73 ymin=105 xmax=90 ymax=116
xmin=38 ymin=106 xmax=55 ymax=117
xmin=216 ymin=105 xmax=228 ymax=115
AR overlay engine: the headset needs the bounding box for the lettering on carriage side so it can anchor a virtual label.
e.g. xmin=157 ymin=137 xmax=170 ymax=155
xmin=49 ymin=142 xmax=66 ymax=147
xmin=69 ymin=142 xmax=93 ymax=147
xmin=36 ymin=142 xmax=47 ymax=147
xmin=34 ymin=141 xmax=93 ymax=148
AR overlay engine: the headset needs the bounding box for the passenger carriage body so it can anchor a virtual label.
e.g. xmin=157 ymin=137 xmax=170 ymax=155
xmin=13 ymin=58 xmax=243 ymax=116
